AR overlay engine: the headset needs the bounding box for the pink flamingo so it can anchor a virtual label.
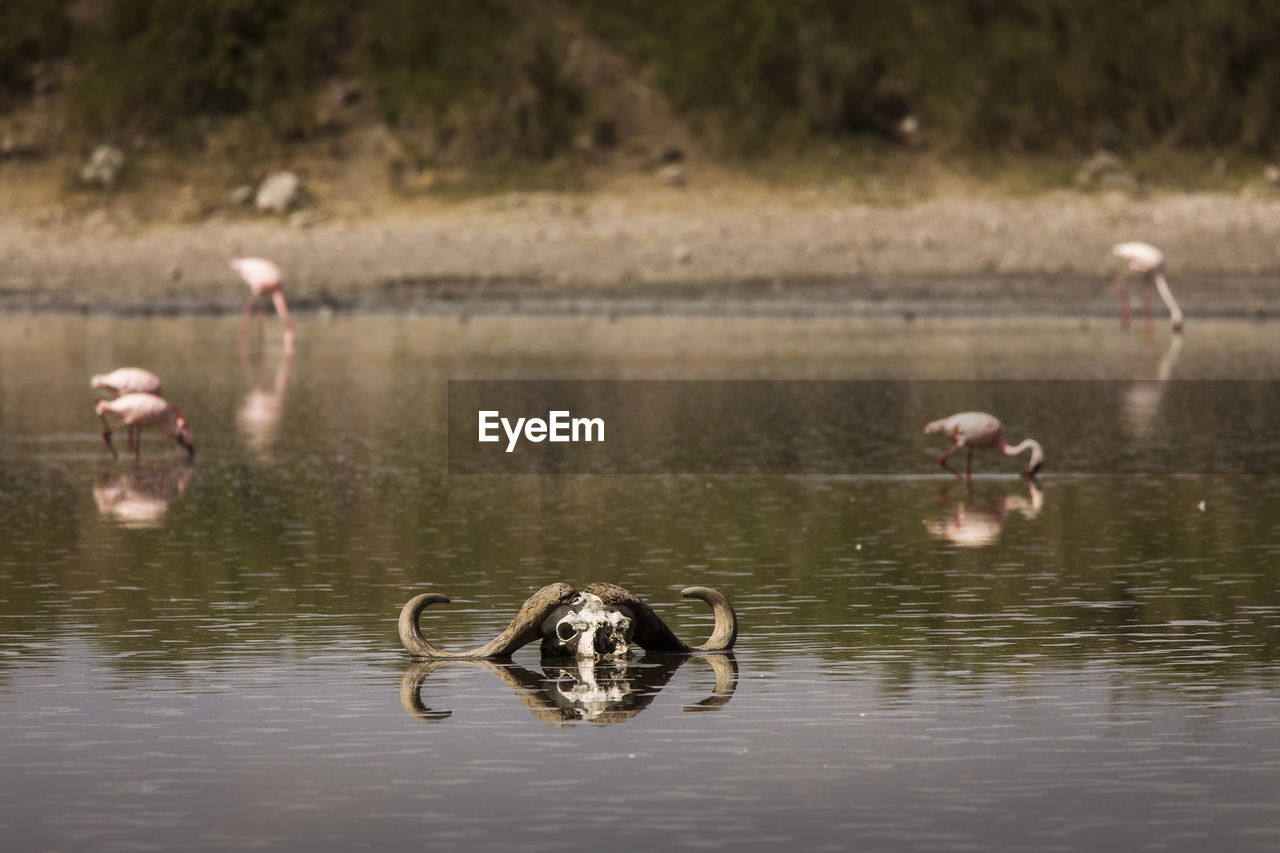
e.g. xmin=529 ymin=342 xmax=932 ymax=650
xmin=95 ymin=392 xmax=194 ymax=461
xmin=91 ymin=366 xmax=163 ymax=397
xmin=1111 ymin=242 xmax=1184 ymax=333
xmin=91 ymin=366 xmax=164 ymax=451
xmin=231 ymin=257 xmax=295 ymax=352
xmin=924 ymin=411 xmax=1044 ymax=481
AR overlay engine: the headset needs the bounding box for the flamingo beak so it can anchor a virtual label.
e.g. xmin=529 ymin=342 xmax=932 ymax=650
xmin=177 ymin=434 xmax=195 ymax=460
xmin=103 ymin=429 xmax=118 ymax=461
xmin=1023 ymin=462 xmax=1043 ymax=480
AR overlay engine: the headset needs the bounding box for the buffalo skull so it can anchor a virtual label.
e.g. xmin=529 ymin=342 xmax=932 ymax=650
xmin=544 ymin=592 xmax=633 ymax=659
xmin=399 ymin=582 xmax=737 ymax=660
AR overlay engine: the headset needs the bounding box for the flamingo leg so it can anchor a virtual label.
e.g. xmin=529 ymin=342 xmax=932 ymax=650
xmin=937 ymin=441 xmax=967 ymax=481
xmin=1112 ymin=274 xmax=1132 ymax=330
xmin=1152 ymin=271 xmax=1184 ymax=333
xmin=99 ymin=413 xmax=119 ymax=460
xmin=1141 ymin=281 xmax=1154 ymax=340
xmin=966 ymin=447 xmax=974 ymax=482
xmin=270 ymin=289 xmax=296 ymax=353
xmin=239 ymin=293 xmax=258 ymax=347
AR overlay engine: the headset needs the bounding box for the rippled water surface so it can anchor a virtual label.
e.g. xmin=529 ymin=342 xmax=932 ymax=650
xmin=1 ymin=315 xmax=1278 ymax=852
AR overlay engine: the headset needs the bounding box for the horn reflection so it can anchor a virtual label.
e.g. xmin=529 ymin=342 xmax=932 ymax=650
xmin=400 ymin=653 xmax=738 ymax=727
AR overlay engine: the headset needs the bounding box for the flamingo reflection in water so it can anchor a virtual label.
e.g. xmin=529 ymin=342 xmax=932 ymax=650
xmin=93 ymin=462 xmax=194 ymax=529
xmin=237 ymin=338 xmax=293 ymax=460
xmin=1119 ymin=333 xmax=1183 ymax=441
xmin=400 ymin=654 xmax=738 ymax=726
xmin=925 ymin=481 xmax=1044 ymax=548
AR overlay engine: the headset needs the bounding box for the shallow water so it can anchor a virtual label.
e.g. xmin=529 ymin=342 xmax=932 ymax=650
xmin=1 ymin=315 xmax=1278 ymax=852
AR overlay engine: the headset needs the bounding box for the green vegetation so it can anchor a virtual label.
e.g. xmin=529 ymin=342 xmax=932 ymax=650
xmin=68 ymin=0 xmax=345 ymax=140
xmin=572 ymin=0 xmax=1280 ymax=157
xmin=0 ymin=0 xmax=68 ymax=109
xmin=361 ymin=0 xmax=587 ymax=161
xmin=572 ymin=0 xmax=913 ymax=153
xmin=2 ymin=1 xmax=1278 ymax=172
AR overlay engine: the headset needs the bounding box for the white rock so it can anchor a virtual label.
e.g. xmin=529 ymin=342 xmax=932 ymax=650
xmin=659 ymin=164 xmax=687 ymax=188
xmin=80 ymin=144 xmax=125 ymax=188
xmin=1073 ymin=150 xmax=1132 ymax=189
xmin=255 ymin=171 xmax=303 ymax=213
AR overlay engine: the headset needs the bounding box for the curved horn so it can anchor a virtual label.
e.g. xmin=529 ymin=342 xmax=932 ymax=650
xmin=399 ymin=583 xmax=578 ymax=659
xmin=582 ymin=582 xmax=737 ymax=653
xmin=681 ymin=586 xmax=738 ymax=651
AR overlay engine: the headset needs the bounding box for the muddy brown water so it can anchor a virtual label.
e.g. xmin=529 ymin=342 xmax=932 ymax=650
xmin=1 ymin=315 xmax=1278 ymax=851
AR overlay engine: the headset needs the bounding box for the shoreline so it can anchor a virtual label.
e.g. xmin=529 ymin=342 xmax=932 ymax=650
xmin=2 ymin=185 xmax=1278 ymax=318
xmin=3 ymin=275 xmax=1271 ymax=322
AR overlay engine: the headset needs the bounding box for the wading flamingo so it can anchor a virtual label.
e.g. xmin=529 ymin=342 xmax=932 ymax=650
xmin=924 ymin=411 xmax=1043 ymax=481
xmin=231 ymin=257 xmax=295 ymax=352
xmin=91 ymin=366 xmax=162 ymax=397
xmin=91 ymin=367 xmax=164 ymax=452
xmin=95 ymin=392 xmax=194 ymax=461
xmin=1111 ymin=242 xmax=1184 ymax=333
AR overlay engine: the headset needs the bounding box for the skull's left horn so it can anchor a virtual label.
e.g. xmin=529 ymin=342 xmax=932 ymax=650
xmin=399 ymin=583 xmax=579 ymax=659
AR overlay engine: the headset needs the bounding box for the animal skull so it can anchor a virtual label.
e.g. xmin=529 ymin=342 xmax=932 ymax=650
xmin=398 ymin=582 xmax=737 ymax=660
xmin=542 ymin=593 xmax=633 ymax=659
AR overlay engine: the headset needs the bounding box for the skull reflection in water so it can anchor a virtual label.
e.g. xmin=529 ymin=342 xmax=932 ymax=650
xmin=545 ymin=660 xmax=633 ymax=723
xmin=542 ymin=593 xmax=633 ymax=659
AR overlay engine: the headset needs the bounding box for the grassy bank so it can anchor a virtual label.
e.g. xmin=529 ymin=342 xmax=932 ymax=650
xmin=2 ymin=1 xmax=1278 ymax=187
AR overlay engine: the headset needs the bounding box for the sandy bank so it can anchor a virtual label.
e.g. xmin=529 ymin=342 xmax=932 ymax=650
xmin=2 ymin=185 xmax=1279 ymax=318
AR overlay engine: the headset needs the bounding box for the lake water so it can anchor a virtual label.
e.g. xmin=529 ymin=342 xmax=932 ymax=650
xmin=1 ymin=314 xmax=1278 ymax=852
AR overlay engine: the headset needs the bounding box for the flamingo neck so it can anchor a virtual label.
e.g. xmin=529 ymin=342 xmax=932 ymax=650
xmin=162 ymin=405 xmax=183 ymax=438
xmin=1152 ymin=271 xmax=1184 ymax=330
xmin=1003 ymin=438 xmax=1044 ymax=469
xmin=270 ymin=290 xmax=296 ymax=353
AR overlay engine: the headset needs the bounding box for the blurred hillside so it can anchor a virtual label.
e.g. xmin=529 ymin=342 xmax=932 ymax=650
xmin=2 ymin=0 xmax=1280 ymax=216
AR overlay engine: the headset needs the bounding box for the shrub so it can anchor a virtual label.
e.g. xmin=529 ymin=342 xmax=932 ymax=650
xmin=69 ymin=0 xmax=345 ymax=140
xmin=0 ymin=0 xmax=70 ymax=108
xmin=359 ymin=0 xmax=588 ymax=162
